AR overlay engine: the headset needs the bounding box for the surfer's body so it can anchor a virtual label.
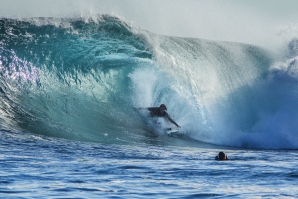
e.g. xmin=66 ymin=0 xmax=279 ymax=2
xmin=137 ymin=104 xmax=180 ymax=128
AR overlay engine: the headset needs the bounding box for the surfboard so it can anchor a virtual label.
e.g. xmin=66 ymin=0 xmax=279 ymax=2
xmin=149 ymin=117 xmax=179 ymax=135
xmin=166 ymin=127 xmax=180 ymax=136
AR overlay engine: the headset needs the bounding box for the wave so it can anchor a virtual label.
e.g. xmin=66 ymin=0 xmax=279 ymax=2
xmin=1 ymin=15 xmax=298 ymax=149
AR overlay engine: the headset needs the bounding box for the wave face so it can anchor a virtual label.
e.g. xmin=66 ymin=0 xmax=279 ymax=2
xmin=1 ymin=15 xmax=298 ymax=149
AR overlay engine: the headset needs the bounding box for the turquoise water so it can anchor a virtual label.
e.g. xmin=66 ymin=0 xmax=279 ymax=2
xmin=1 ymin=16 xmax=298 ymax=198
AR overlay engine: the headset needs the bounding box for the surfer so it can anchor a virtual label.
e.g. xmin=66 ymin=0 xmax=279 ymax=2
xmin=215 ymin=151 xmax=229 ymax=161
xmin=136 ymin=104 xmax=180 ymax=128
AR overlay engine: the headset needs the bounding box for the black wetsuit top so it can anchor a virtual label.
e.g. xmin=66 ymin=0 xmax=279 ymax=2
xmin=147 ymin=107 xmax=179 ymax=127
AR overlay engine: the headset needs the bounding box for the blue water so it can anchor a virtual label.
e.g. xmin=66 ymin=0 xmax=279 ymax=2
xmin=1 ymin=15 xmax=298 ymax=198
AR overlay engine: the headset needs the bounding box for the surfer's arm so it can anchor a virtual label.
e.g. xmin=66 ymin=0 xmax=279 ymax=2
xmin=165 ymin=113 xmax=180 ymax=127
xmin=135 ymin=107 xmax=156 ymax=117
xmin=135 ymin=107 xmax=157 ymax=111
xmin=147 ymin=107 xmax=156 ymax=111
xmin=135 ymin=107 xmax=150 ymax=110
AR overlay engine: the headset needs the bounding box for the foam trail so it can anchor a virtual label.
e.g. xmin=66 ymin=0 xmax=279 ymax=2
xmin=2 ymin=0 xmax=298 ymax=49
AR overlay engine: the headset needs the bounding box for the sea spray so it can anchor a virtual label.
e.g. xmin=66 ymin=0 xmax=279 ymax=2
xmin=1 ymin=16 xmax=298 ymax=148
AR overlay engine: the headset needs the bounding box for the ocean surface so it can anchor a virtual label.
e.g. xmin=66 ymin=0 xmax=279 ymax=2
xmin=1 ymin=15 xmax=298 ymax=198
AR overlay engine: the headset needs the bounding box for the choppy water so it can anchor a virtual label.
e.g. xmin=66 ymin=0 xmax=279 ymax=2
xmin=1 ymin=130 xmax=298 ymax=198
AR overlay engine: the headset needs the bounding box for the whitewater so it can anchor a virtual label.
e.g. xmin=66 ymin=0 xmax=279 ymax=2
xmin=1 ymin=12 xmax=298 ymax=198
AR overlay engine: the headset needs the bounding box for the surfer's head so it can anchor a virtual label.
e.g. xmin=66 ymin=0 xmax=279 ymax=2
xmin=215 ymin=151 xmax=228 ymax=160
xmin=159 ymin=104 xmax=167 ymax=113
